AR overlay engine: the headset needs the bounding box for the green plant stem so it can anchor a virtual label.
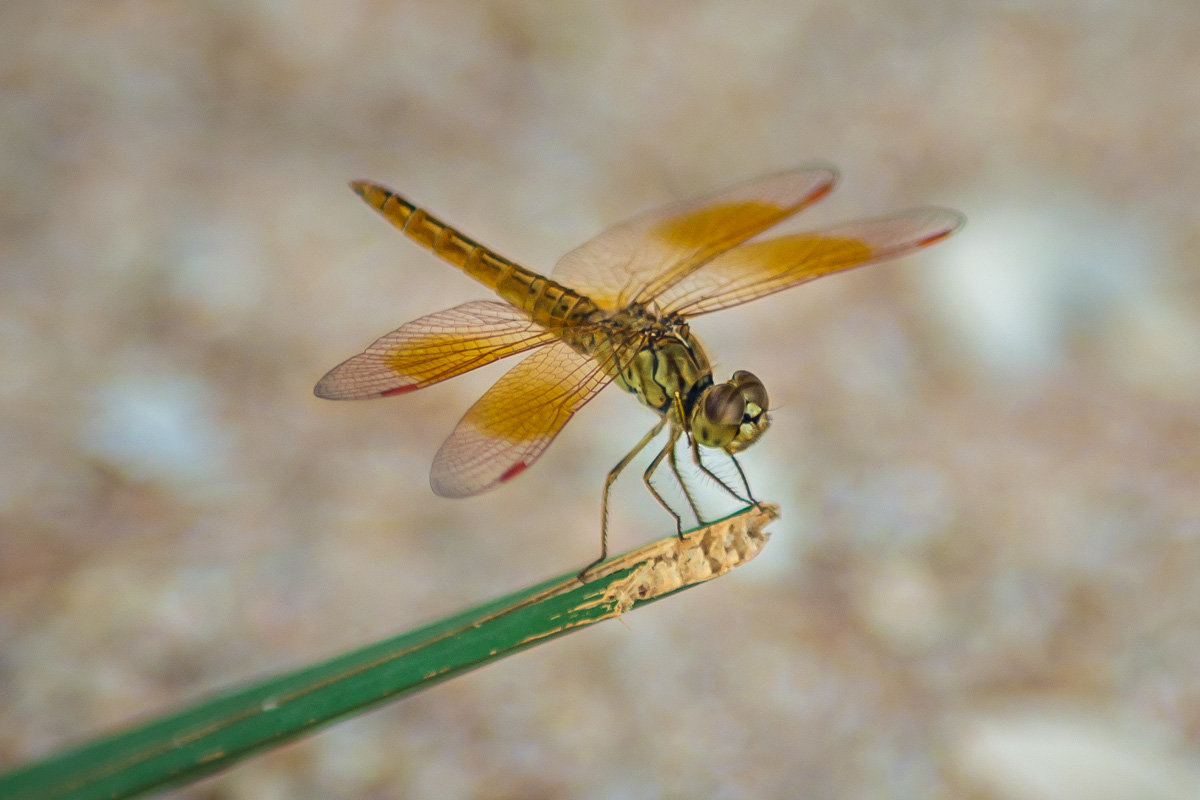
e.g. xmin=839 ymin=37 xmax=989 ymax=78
xmin=1 ymin=504 xmax=776 ymax=800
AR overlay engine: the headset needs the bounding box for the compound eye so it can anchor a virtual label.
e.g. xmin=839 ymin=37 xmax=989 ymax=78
xmin=703 ymin=382 xmax=746 ymax=426
xmin=732 ymin=370 xmax=769 ymax=412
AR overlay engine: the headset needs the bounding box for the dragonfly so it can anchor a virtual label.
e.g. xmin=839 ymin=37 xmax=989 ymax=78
xmin=315 ymin=166 xmax=963 ymax=575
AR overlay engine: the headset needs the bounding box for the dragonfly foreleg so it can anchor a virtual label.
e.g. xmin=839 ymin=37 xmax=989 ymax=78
xmin=726 ymin=451 xmax=760 ymax=507
xmin=689 ymin=436 xmax=756 ymax=507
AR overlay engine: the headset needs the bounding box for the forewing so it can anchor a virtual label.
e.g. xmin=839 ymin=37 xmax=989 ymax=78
xmin=551 ymin=166 xmax=838 ymax=310
xmin=657 ymin=207 xmax=965 ymax=317
xmin=314 ymin=300 xmax=558 ymax=399
xmin=429 ymin=339 xmax=619 ymax=497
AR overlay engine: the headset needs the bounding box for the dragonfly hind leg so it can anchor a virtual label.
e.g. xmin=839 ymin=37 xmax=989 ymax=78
xmin=581 ymin=415 xmax=669 ymax=580
xmin=667 ymin=437 xmax=708 ymax=528
xmin=642 ymin=427 xmax=686 ymax=539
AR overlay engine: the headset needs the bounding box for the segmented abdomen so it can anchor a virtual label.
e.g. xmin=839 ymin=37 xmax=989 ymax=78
xmin=352 ymin=181 xmax=599 ymax=330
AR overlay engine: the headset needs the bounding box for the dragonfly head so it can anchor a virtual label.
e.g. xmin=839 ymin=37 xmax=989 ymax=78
xmin=690 ymin=370 xmax=770 ymax=453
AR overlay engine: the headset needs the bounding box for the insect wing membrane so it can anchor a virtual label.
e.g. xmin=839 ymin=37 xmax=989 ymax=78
xmin=551 ymin=166 xmax=838 ymax=310
xmin=658 ymin=207 xmax=966 ymax=317
xmin=430 ymin=339 xmax=618 ymax=497
xmin=314 ymin=301 xmax=557 ymax=399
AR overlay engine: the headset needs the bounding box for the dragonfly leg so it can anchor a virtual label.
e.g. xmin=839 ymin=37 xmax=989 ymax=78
xmin=727 ymin=451 xmax=762 ymax=509
xmin=580 ymin=415 xmax=668 ymax=580
xmin=689 ymin=436 xmax=755 ymax=506
xmin=667 ymin=436 xmax=707 ymax=526
xmin=665 ymin=390 xmax=706 ymax=524
xmin=643 ymin=427 xmax=686 ymax=539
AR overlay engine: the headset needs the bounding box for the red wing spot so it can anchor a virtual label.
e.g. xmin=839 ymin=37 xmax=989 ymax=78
xmin=381 ymin=385 xmax=419 ymax=397
xmin=921 ymin=229 xmax=955 ymax=246
xmin=805 ymin=181 xmax=835 ymax=205
xmin=500 ymin=462 xmax=528 ymax=483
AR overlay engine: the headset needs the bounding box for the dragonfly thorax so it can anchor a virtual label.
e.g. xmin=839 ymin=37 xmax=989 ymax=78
xmin=608 ymin=316 xmax=771 ymax=454
xmin=611 ymin=322 xmax=713 ymax=415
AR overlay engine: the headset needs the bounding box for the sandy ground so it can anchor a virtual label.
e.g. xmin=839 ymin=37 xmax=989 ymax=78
xmin=3 ymin=3 xmax=1200 ymax=798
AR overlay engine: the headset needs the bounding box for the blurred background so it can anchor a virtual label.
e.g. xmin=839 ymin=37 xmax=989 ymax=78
xmin=3 ymin=2 xmax=1199 ymax=798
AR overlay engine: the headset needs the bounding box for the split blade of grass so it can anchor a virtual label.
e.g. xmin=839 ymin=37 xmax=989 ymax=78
xmin=1 ymin=504 xmax=777 ymax=800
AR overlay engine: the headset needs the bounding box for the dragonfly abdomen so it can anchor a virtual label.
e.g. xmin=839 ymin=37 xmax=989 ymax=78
xmin=352 ymin=180 xmax=597 ymax=329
